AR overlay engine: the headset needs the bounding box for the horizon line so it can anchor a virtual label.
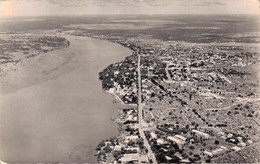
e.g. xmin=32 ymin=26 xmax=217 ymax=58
xmin=0 ymin=13 xmax=259 ymax=19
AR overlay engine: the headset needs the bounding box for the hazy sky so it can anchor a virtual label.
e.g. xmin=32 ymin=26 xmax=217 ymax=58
xmin=0 ymin=0 xmax=259 ymax=16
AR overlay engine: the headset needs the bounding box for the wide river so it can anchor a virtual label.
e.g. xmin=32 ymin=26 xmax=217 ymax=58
xmin=0 ymin=36 xmax=131 ymax=163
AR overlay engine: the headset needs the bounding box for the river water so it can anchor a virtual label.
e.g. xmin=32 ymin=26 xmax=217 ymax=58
xmin=0 ymin=36 xmax=131 ymax=163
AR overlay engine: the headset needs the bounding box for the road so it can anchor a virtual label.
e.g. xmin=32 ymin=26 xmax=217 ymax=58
xmin=205 ymin=97 xmax=260 ymax=111
xmin=212 ymin=141 xmax=260 ymax=162
xmin=165 ymin=63 xmax=172 ymax=80
xmin=138 ymin=54 xmax=157 ymax=164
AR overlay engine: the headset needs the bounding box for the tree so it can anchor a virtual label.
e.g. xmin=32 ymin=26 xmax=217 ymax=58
xmin=103 ymin=145 xmax=112 ymax=153
xmin=206 ymin=159 xmax=211 ymax=163
xmin=189 ymin=145 xmax=195 ymax=150
xmin=156 ymin=153 xmax=167 ymax=163
xmin=113 ymin=151 xmax=121 ymax=159
xmin=128 ymin=140 xmax=135 ymax=147
xmin=96 ymin=141 xmax=106 ymax=150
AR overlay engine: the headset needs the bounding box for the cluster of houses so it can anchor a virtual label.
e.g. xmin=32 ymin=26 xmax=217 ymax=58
xmin=96 ymin=108 xmax=151 ymax=163
xmin=142 ymin=120 xmax=255 ymax=163
xmin=99 ymin=55 xmax=139 ymax=104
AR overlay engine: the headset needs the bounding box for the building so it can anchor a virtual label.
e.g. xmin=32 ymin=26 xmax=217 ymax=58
xmin=119 ymin=153 xmax=139 ymax=163
xmin=150 ymin=131 xmax=157 ymax=139
xmin=192 ymin=129 xmax=210 ymax=139
xmin=167 ymin=136 xmax=185 ymax=147
xmin=125 ymin=135 xmax=139 ymax=143
xmin=157 ymin=138 xmax=165 ymax=145
xmin=175 ymin=134 xmax=187 ymax=141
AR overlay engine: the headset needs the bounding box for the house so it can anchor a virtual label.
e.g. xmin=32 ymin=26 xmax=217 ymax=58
xmin=175 ymin=135 xmax=187 ymax=141
xmin=125 ymin=135 xmax=139 ymax=143
xmin=119 ymin=153 xmax=139 ymax=163
xmin=238 ymin=142 xmax=246 ymax=147
xmin=192 ymin=129 xmax=210 ymax=139
xmin=114 ymin=145 xmax=122 ymax=151
xmin=203 ymin=150 xmax=213 ymax=157
xmin=212 ymin=148 xmax=225 ymax=156
xmin=247 ymin=140 xmax=253 ymax=144
xmin=231 ymin=146 xmax=241 ymax=151
xmin=157 ymin=139 xmax=165 ymax=145
xmin=125 ymin=147 xmax=140 ymax=152
xmin=168 ymin=136 xmax=182 ymax=143
xmin=150 ymin=131 xmax=157 ymax=139
xmin=139 ymin=155 xmax=149 ymax=163
xmin=167 ymin=136 xmax=185 ymax=147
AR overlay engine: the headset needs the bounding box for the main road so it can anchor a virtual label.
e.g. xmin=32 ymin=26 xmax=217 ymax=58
xmin=137 ymin=54 xmax=157 ymax=164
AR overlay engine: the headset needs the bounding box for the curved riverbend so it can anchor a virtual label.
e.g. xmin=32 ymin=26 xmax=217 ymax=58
xmin=0 ymin=36 xmax=132 ymax=163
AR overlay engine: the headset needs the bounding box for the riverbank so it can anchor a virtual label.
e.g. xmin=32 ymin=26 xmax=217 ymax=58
xmin=105 ymin=90 xmax=137 ymax=107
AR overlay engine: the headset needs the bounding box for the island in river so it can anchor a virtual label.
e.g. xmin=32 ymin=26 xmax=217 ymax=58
xmin=0 ymin=34 xmax=132 ymax=163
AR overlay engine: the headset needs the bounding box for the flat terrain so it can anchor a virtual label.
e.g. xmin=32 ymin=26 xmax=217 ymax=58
xmin=0 ymin=15 xmax=259 ymax=163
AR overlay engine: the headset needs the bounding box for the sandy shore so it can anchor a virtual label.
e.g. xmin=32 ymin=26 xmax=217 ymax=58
xmin=0 ymin=35 xmax=88 ymax=94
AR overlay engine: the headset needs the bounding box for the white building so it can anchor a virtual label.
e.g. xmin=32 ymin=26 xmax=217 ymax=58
xmin=125 ymin=135 xmax=139 ymax=142
xmin=192 ymin=129 xmax=210 ymax=138
xmin=175 ymin=135 xmax=187 ymax=141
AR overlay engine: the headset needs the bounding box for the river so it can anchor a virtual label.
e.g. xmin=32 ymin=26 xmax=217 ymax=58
xmin=0 ymin=35 xmax=131 ymax=163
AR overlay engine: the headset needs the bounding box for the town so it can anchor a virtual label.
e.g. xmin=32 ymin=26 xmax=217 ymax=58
xmin=0 ymin=25 xmax=259 ymax=164
xmin=5 ymin=29 xmax=257 ymax=163
xmin=94 ymin=30 xmax=260 ymax=163
xmin=0 ymin=1 xmax=259 ymax=163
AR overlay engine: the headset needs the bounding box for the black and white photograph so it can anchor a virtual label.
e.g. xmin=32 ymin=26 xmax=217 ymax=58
xmin=0 ymin=0 xmax=259 ymax=163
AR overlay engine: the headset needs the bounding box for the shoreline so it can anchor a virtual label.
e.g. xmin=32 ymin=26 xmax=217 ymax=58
xmin=105 ymin=90 xmax=137 ymax=107
xmin=95 ymin=36 xmax=141 ymax=162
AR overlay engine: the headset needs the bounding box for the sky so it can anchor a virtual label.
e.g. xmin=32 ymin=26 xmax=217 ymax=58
xmin=0 ymin=0 xmax=259 ymax=17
